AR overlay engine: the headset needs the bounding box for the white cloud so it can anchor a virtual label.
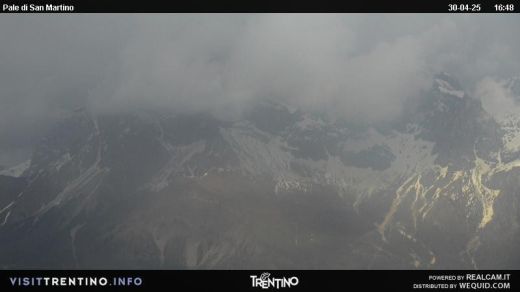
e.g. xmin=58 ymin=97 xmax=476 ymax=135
xmin=475 ymin=77 xmax=520 ymax=119
xmin=1 ymin=14 xmax=520 ymax=165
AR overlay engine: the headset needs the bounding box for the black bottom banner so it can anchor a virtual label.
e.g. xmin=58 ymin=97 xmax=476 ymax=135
xmin=0 ymin=270 xmax=517 ymax=291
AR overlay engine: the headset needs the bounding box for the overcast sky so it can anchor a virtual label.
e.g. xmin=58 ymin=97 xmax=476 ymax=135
xmin=0 ymin=14 xmax=519 ymax=166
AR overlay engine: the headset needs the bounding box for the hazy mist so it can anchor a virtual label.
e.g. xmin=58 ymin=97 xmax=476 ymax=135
xmin=1 ymin=14 xmax=519 ymax=166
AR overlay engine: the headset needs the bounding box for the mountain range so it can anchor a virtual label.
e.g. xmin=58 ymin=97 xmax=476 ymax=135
xmin=1 ymin=73 xmax=520 ymax=269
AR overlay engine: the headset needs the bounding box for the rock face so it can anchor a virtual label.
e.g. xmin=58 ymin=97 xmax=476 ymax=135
xmin=1 ymin=75 xmax=520 ymax=269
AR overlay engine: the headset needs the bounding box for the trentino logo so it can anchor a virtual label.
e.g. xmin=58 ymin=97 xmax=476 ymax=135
xmin=250 ymin=272 xmax=299 ymax=289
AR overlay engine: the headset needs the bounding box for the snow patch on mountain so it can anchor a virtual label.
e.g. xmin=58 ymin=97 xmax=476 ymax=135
xmin=500 ymin=114 xmax=520 ymax=153
xmin=53 ymin=153 xmax=71 ymax=171
xmin=0 ymin=160 xmax=30 ymax=178
xmin=220 ymin=122 xmax=294 ymax=178
xmin=435 ymin=78 xmax=465 ymax=98
xmin=148 ymin=140 xmax=207 ymax=192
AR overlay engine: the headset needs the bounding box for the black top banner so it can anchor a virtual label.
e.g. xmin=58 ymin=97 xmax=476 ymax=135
xmin=0 ymin=0 xmax=519 ymax=13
